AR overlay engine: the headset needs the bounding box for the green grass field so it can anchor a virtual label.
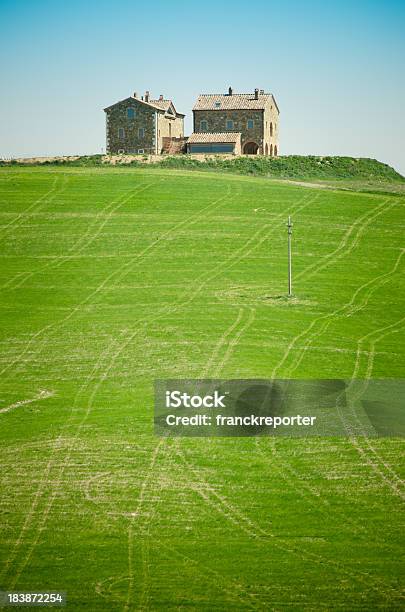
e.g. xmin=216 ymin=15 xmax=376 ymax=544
xmin=0 ymin=166 xmax=404 ymax=610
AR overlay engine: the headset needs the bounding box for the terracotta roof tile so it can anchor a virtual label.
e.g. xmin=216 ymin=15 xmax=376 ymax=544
xmin=104 ymin=96 xmax=185 ymax=116
xmin=149 ymin=99 xmax=172 ymax=111
xmin=193 ymin=93 xmax=274 ymax=111
xmin=187 ymin=132 xmax=241 ymax=144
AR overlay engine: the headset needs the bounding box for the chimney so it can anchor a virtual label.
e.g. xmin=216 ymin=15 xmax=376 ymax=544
xmin=145 ymin=90 xmax=150 ymax=102
xmin=141 ymin=95 xmax=144 ymax=100
xmin=254 ymin=88 xmax=259 ymax=100
xmin=260 ymin=89 xmax=264 ymax=95
xmin=133 ymin=92 xmax=138 ymax=98
xmin=228 ymin=86 xmax=233 ymax=96
xmin=159 ymin=94 xmax=163 ymax=101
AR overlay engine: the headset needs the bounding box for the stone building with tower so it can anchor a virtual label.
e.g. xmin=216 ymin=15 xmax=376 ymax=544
xmin=188 ymin=87 xmax=279 ymax=155
xmin=104 ymin=91 xmax=185 ymax=155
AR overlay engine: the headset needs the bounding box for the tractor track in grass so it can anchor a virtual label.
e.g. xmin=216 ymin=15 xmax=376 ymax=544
xmin=270 ymin=197 xmax=404 ymax=500
xmin=295 ymin=198 xmax=394 ymax=282
xmin=338 ymin=315 xmax=405 ymax=498
xmin=0 ymin=180 xmax=237 ymax=587
xmin=1 ymin=188 xmax=315 ymax=601
xmin=93 ymin=440 xmax=265 ymax=611
xmin=278 ymin=268 xmax=405 ymax=499
xmin=0 ymin=187 xmax=315 ymax=379
xmin=0 ymin=175 xmax=69 ymax=238
xmin=173 ymin=440 xmax=401 ymax=604
xmin=253 ymin=435 xmax=404 ymax=549
xmin=91 ymin=193 xmax=318 ymax=609
xmin=274 ymin=246 xmax=405 ymax=381
xmin=94 ymin=440 xmax=262 ymax=611
xmin=2 ymin=181 xmax=157 ymax=290
xmin=201 ymin=308 xmax=244 ymax=378
xmin=123 ymin=439 xmax=164 ymax=612
xmin=254 ymin=200 xmax=405 ymax=584
xmin=0 ymin=182 xmax=234 ymax=378
xmin=170 ymin=294 xmax=401 ymax=605
xmin=211 ymin=307 xmax=256 ymax=377
xmin=123 ymin=303 xmax=287 ymax=610
xmin=0 ymin=181 xmax=239 ymax=588
xmin=0 ymin=389 xmax=54 ymax=414
xmin=3 ymin=182 xmax=398 ymax=604
xmin=271 ymin=197 xmax=401 ymax=380
xmin=2 ymin=172 xmax=400 ymax=608
xmin=0 ymin=329 xmax=131 ymax=589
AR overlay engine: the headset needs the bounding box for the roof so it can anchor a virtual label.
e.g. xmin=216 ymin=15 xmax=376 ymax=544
xmin=187 ymin=132 xmax=241 ymax=144
xmin=193 ymin=92 xmax=279 ymax=113
xmin=104 ymin=96 xmax=185 ymax=117
xmin=150 ymin=99 xmax=185 ymax=117
xmin=149 ymin=99 xmax=172 ymax=111
xmin=104 ymin=96 xmax=163 ymax=113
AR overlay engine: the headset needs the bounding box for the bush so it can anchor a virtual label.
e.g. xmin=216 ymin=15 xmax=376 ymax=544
xmin=155 ymin=155 xmax=404 ymax=182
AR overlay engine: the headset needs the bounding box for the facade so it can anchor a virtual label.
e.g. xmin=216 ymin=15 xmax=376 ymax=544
xmin=190 ymin=87 xmax=279 ymax=155
xmin=187 ymin=132 xmax=242 ymax=155
xmin=104 ymin=91 xmax=185 ymax=155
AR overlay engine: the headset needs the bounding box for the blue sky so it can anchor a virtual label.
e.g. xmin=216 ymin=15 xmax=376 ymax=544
xmin=1 ymin=0 xmax=404 ymax=174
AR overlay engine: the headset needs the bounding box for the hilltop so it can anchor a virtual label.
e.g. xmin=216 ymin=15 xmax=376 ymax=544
xmin=2 ymin=154 xmax=404 ymax=194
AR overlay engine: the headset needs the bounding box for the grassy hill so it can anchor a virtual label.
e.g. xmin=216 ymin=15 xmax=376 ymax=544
xmin=3 ymin=154 xmax=404 ymax=189
xmin=0 ymin=165 xmax=404 ymax=610
xmin=158 ymin=154 xmax=405 ymax=181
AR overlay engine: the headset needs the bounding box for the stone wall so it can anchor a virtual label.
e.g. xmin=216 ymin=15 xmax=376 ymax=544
xmin=193 ymin=109 xmax=264 ymax=153
xmin=193 ymin=95 xmax=279 ymax=155
xmin=106 ymin=98 xmax=157 ymax=154
xmin=105 ymin=97 xmax=184 ymax=155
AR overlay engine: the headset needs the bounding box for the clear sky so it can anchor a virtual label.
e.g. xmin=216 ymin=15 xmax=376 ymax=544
xmin=1 ymin=0 xmax=404 ymax=174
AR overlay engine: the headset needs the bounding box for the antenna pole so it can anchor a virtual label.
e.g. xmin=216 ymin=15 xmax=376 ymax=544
xmin=287 ymin=216 xmax=293 ymax=297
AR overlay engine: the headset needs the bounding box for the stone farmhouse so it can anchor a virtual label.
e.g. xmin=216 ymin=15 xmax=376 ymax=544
xmin=104 ymin=87 xmax=279 ymax=156
xmin=104 ymin=91 xmax=185 ymax=155
xmin=188 ymin=88 xmax=279 ymax=155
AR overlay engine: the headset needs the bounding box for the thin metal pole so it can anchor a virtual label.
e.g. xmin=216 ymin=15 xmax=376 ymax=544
xmin=287 ymin=216 xmax=293 ymax=297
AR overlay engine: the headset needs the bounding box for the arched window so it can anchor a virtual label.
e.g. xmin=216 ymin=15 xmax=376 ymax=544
xmin=270 ymin=123 xmax=273 ymax=137
xmin=265 ymin=144 xmax=269 ymax=155
xmin=270 ymin=144 xmax=273 ymax=156
xmin=274 ymin=145 xmax=278 ymax=157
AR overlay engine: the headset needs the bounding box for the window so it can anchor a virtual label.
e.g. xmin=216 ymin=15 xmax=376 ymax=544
xmin=189 ymin=143 xmax=234 ymax=153
xmin=247 ymin=119 xmax=254 ymax=129
xmin=270 ymin=123 xmax=273 ymax=137
xmin=226 ymin=120 xmax=234 ymax=130
xmin=138 ymin=149 xmax=144 ymax=154
xmin=200 ymin=120 xmax=208 ymax=131
xmin=118 ymin=128 xmax=125 ymax=139
xmin=215 ymin=101 xmax=221 ymax=108
xmin=138 ymin=127 xmax=145 ymax=138
xmin=127 ymin=108 xmax=135 ymax=119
